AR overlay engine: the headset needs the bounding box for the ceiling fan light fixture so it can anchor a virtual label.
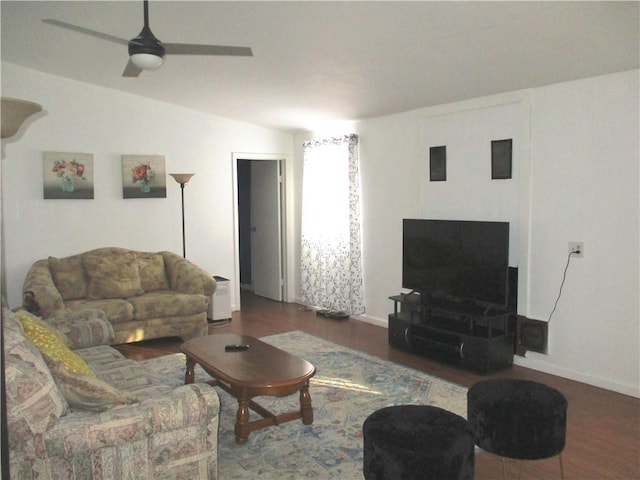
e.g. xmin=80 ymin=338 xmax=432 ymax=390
xmin=130 ymin=52 xmax=164 ymax=70
xmin=44 ymin=0 xmax=253 ymax=78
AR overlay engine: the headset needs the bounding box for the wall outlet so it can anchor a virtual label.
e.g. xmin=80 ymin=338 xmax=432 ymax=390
xmin=568 ymin=241 xmax=584 ymax=258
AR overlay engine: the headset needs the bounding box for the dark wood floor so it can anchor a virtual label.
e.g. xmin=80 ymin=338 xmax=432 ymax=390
xmin=115 ymin=291 xmax=640 ymax=480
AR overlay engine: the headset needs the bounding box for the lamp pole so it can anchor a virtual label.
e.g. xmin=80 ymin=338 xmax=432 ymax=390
xmin=169 ymin=173 xmax=195 ymax=258
xmin=178 ymin=182 xmax=186 ymax=258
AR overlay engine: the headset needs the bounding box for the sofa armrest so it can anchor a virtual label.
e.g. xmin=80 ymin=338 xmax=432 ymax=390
xmin=23 ymin=384 xmax=219 ymax=457
xmin=45 ymin=309 xmax=115 ymax=349
xmin=22 ymin=259 xmax=65 ymax=318
xmin=161 ymin=251 xmax=217 ymax=296
xmin=143 ymin=383 xmax=220 ymax=433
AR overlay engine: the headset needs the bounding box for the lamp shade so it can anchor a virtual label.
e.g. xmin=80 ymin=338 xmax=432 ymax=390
xmin=169 ymin=173 xmax=195 ymax=185
xmin=131 ymin=53 xmax=164 ymax=70
xmin=1 ymin=97 xmax=42 ymax=139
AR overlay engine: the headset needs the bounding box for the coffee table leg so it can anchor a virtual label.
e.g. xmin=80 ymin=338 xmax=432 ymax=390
xmin=235 ymin=397 xmax=251 ymax=444
xmin=300 ymin=381 xmax=313 ymax=425
xmin=184 ymin=357 xmax=195 ymax=385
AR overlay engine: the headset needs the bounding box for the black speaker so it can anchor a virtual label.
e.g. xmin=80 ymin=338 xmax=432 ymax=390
xmin=461 ymin=334 xmax=514 ymax=373
xmin=388 ymin=315 xmax=411 ymax=349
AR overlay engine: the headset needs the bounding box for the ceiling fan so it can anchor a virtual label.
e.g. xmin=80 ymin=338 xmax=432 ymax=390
xmin=42 ymin=0 xmax=253 ymax=77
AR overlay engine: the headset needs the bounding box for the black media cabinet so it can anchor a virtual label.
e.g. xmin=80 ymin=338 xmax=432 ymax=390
xmin=388 ymin=293 xmax=514 ymax=373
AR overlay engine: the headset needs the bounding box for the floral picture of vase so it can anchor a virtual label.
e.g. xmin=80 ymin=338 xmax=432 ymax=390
xmin=122 ymin=155 xmax=167 ymax=199
xmin=43 ymin=152 xmax=94 ymax=199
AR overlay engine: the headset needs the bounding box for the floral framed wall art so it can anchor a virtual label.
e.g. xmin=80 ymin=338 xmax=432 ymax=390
xmin=122 ymin=155 xmax=167 ymax=198
xmin=43 ymin=152 xmax=94 ymax=199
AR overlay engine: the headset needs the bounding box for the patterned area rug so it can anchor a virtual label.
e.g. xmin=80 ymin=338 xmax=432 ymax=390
xmin=141 ymin=330 xmax=467 ymax=479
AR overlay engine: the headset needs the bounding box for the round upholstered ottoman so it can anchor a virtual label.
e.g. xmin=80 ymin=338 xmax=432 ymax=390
xmin=362 ymin=405 xmax=475 ymax=480
xmin=467 ymin=379 xmax=567 ymax=478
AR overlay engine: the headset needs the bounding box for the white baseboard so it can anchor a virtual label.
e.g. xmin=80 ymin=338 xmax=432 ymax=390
xmin=290 ymin=298 xmax=388 ymax=327
xmin=353 ymin=313 xmax=388 ymax=328
xmin=513 ymin=355 xmax=639 ymax=398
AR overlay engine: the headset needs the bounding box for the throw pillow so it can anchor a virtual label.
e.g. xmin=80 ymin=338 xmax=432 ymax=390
xmin=4 ymin=307 xmax=68 ymax=440
xmin=137 ymin=252 xmax=169 ymax=292
xmin=14 ymin=309 xmax=71 ymax=347
xmin=17 ymin=310 xmax=95 ymax=377
xmin=83 ymin=252 xmax=144 ymax=300
xmin=48 ymin=256 xmax=88 ymax=300
xmin=43 ymin=354 xmax=138 ymax=412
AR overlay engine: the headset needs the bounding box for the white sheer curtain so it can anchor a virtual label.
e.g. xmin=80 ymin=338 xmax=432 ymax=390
xmin=300 ymin=134 xmax=365 ymax=315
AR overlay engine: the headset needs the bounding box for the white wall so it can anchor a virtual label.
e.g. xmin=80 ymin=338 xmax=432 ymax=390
xmin=524 ymin=71 xmax=639 ymax=395
xmin=4 ymin=62 xmax=637 ymax=397
xmin=1 ymin=62 xmax=293 ymax=310
xmin=293 ymin=70 xmax=638 ymax=396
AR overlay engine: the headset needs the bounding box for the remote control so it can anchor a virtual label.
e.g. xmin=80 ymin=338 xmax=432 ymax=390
xmin=225 ymin=344 xmax=250 ymax=352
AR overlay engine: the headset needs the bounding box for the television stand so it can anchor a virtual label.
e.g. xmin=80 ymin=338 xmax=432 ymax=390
xmin=388 ymin=294 xmax=514 ymax=373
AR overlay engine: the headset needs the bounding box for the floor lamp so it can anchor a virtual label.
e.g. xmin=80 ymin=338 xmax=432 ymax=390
xmin=169 ymin=173 xmax=194 ymax=258
xmin=1 ymin=97 xmax=42 ymax=139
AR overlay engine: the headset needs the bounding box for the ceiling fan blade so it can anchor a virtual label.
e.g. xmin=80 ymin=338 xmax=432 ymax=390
xmin=42 ymin=19 xmax=130 ymax=46
xmin=122 ymin=59 xmax=143 ymax=77
xmin=163 ymin=43 xmax=253 ymax=57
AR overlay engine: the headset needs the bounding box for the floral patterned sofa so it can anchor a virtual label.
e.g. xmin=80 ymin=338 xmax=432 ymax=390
xmin=22 ymin=247 xmax=216 ymax=344
xmin=4 ymin=305 xmax=220 ymax=479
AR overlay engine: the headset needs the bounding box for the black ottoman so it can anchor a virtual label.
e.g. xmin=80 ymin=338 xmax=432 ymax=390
xmin=467 ymin=379 xmax=567 ymax=478
xmin=362 ymin=405 xmax=475 ymax=480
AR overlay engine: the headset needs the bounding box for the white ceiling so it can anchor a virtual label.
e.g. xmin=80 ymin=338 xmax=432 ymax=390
xmin=2 ymin=1 xmax=638 ymax=133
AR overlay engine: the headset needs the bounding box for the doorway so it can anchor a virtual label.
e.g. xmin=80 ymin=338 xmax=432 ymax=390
xmin=235 ymin=156 xmax=286 ymax=306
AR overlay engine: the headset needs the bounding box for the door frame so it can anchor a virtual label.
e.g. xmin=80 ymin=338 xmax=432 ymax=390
xmin=231 ymin=152 xmax=293 ymax=311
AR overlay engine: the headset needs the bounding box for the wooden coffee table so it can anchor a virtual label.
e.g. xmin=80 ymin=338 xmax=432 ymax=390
xmin=181 ymin=333 xmax=315 ymax=443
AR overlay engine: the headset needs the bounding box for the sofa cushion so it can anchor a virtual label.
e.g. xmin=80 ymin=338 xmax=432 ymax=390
xmin=3 ymin=307 xmax=68 ymax=444
xmin=48 ymin=255 xmax=88 ymax=300
xmin=18 ymin=309 xmax=96 ymax=377
xmin=43 ymin=355 xmax=138 ymax=412
xmin=137 ymin=252 xmax=169 ymax=292
xmin=83 ymin=252 xmax=144 ymax=300
xmin=79 ymin=352 xmax=175 ymax=401
xmin=128 ymin=291 xmax=208 ymax=321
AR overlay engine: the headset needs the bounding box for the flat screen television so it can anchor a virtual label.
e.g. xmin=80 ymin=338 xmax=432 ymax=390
xmin=402 ymin=219 xmax=510 ymax=308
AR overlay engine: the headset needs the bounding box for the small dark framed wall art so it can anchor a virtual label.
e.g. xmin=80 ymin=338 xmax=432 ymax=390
xmin=429 ymin=145 xmax=446 ymax=182
xmin=491 ymin=139 xmax=512 ymax=179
